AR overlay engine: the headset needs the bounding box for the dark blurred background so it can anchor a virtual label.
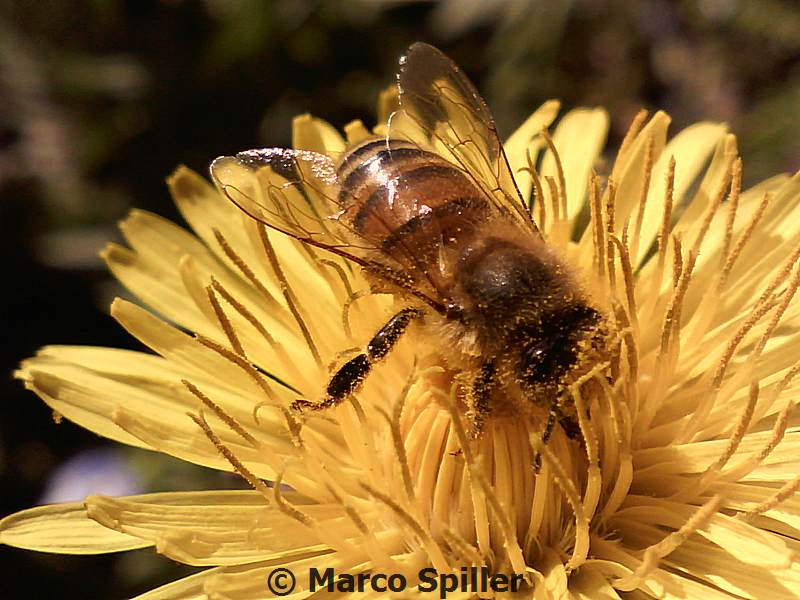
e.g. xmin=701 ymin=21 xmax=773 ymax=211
xmin=1 ymin=0 xmax=798 ymax=597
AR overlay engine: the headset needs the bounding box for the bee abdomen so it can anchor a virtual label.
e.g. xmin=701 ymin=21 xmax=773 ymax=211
xmin=338 ymin=138 xmax=489 ymax=247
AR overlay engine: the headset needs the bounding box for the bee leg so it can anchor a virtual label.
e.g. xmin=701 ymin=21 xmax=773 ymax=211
xmin=559 ymin=413 xmax=582 ymax=440
xmin=291 ymin=308 xmax=421 ymax=412
xmin=449 ymin=362 xmax=495 ymax=456
xmin=468 ymin=362 xmax=496 ymax=440
xmin=533 ymin=397 xmax=560 ymax=473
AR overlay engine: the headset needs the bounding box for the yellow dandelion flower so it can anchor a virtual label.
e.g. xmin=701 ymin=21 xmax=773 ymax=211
xmin=4 ymin=44 xmax=800 ymax=599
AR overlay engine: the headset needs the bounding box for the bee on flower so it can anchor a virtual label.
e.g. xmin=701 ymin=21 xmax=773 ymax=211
xmin=4 ymin=44 xmax=800 ymax=599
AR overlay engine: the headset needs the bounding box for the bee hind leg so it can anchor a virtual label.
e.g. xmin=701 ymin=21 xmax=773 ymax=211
xmin=467 ymin=362 xmax=496 ymax=440
xmin=533 ymin=397 xmax=561 ymax=472
xmin=449 ymin=361 xmax=495 ymax=457
xmin=558 ymin=412 xmax=582 ymax=440
xmin=291 ymin=307 xmax=421 ymax=412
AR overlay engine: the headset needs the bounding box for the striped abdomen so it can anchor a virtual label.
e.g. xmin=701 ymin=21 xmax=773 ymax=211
xmin=337 ymin=138 xmax=490 ymax=267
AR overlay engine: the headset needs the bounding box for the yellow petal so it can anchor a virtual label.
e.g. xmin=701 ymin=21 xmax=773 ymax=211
xmin=133 ymin=568 xmax=216 ymax=600
xmin=204 ymin=554 xmax=366 ymax=599
xmin=103 ymin=242 xmax=212 ymax=335
xmin=86 ymin=491 xmax=333 ymax=566
xmin=112 ymin=407 xmax=278 ymax=480
xmin=168 ymin=167 xmax=278 ymax=299
xmin=570 ymin=564 xmax=623 ymax=599
xmin=18 ymin=345 xmax=290 ymax=478
xmin=292 ymin=113 xmax=346 ymax=154
xmin=0 ymin=502 xmax=150 ymax=554
xmin=343 ymin=119 xmax=372 ymax=145
xmin=615 ymin=497 xmax=792 ymax=568
xmin=664 ymin=536 xmax=800 ymax=598
xmin=634 ymin=122 xmax=729 ymax=268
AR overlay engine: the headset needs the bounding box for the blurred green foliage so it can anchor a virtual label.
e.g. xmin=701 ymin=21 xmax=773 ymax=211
xmin=2 ymin=0 xmax=797 ymax=231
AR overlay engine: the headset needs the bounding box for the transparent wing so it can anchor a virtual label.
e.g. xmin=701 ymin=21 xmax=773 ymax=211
xmin=210 ymin=148 xmax=371 ymax=255
xmin=394 ymin=42 xmax=540 ymax=237
xmin=209 ymin=148 xmax=448 ymax=313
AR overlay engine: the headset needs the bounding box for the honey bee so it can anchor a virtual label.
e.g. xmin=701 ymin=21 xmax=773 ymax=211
xmin=210 ymin=43 xmax=609 ymax=447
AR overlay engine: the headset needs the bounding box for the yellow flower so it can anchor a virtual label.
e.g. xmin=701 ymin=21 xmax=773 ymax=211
xmin=4 ymin=98 xmax=800 ymax=600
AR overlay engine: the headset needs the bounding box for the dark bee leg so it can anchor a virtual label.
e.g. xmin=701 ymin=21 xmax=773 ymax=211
xmin=533 ymin=396 xmax=560 ymax=473
xmin=292 ymin=307 xmax=421 ymax=411
xmin=469 ymin=362 xmax=496 ymax=439
xmin=559 ymin=412 xmax=582 ymax=440
xmin=448 ymin=362 xmax=495 ymax=457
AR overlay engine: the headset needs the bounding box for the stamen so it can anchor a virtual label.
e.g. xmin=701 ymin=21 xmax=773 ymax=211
xmin=612 ymin=495 xmax=723 ymax=591
xmin=751 ymin=400 xmax=792 ymax=466
xmin=188 ymin=411 xmax=271 ymax=500
xmin=605 ymin=180 xmax=618 ymax=292
xmin=755 ymin=361 xmax=800 ymax=424
xmin=750 ymin=259 xmax=800 ymax=359
xmin=590 ymin=172 xmax=605 ymax=278
xmin=212 ymin=229 xmax=280 ymax=310
xmin=642 ymin=249 xmax=696 ymax=435
xmin=440 ymin=527 xmax=484 ymax=567
xmin=611 ymin=235 xmax=638 ymax=333
xmin=618 ymin=109 xmax=649 ymax=160
xmin=660 ymin=248 xmax=697 ymax=358
xmin=360 ymin=481 xmax=450 ymax=573
xmin=753 ymin=242 xmax=800 ymax=314
xmin=324 ymin=482 xmax=396 ymax=573
xmin=612 ymin=301 xmax=639 ymax=383
xmin=317 ymin=258 xmax=355 ymax=300
xmin=569 ymin=384 xmax=600 ymax=520
xmin=531 ymin=437 xmax=589 ymax=571
xmin=673 ymin=299 xmax=779 ymax=444
xmin=526 ymin=456 xmax=550 ymax=553
xmin=527 ymin=149 xmax=546 ymax=231
xmin=206 ymin=286 xmax=245 ymax=357
xmin=721 ymin=392 xmax=794 ymax=484
xmin=196 ymin=334 xmax=282 ymax=406
xmin=740 ymin=474 xmax=800 ymax=520
xmin=671 ymin=234 xmax=683 ymax=289
xmin=681 ymin=160 xmax=743 ymax=348
xmin=630 ymin=136 xmax=655 ymax=262
xmin=718 ymin=192 xmax=770 ymax=290
xmin=599 ymin=380 xmax=633 ymax=521
xmin=708 ymin=240 xmax=800 ymax=395
xmin=376 ymin=365 xmax=419 ymax=504
xmin=257 ymin=224 xmax=324 ymax=369
xmin=657 ymin=157 xmax=676 ymax=271
xmin=436 ymin=385 xmax=526 ymax=573
xmin=274 ymin=472 xmax=361 ymax=558
xmin=715 ymin=381 xmax=759 ymax=470
xmin=342 ymin=289 xmax=371 ymax=340
xmin=182 ymin=379 xmax=260 ymax=448
xmin=670 ymin=382 xmax=760 ymax=503
xmin=271 ymin=471 xmax=313 ymax=527
xmin=325 ymin=483 xmax=368 ymax=535
xmin=546 ymin=176 xmax=561 ymax=226
xmin=687 ymin=161 xmax=732 ymax=260
xmin=719 ymin=158 xmax=743 ymax=268
xmin=668 ymin=250 xmax=697 ymax=353
xmin=272 ymin=405 xmax=304 ymax=449
xmin=540 ymin=128 xmax=568 ymax=218
xmin=210 ymin=277 xmax=303 ymax=387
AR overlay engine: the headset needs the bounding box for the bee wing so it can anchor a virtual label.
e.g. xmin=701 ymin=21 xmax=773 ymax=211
xmin=209 ymin=148 xmax=448 ymax=313
xmin=210 ymin=148 xmax=368 ymax=254
xmin=394 ymin=42 xmax=540 ymax=237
